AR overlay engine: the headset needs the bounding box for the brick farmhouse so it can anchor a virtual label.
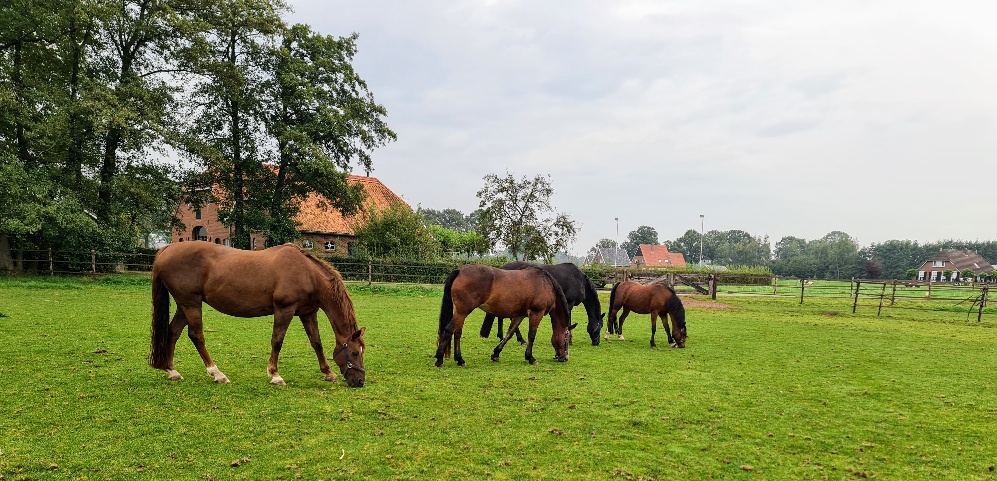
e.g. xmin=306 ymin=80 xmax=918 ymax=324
xmin=172 ymin=175 xmax=408 ymax=256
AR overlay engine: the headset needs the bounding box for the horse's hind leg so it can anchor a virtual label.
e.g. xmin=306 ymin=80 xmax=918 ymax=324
xmin=492 ymin=316 xmax=525 ymax=362
xmin=617 ymin=308 xmax=631 ymax=341
xmin=178 ymin=303 xmax=229 ymax=383
xmin=267 ymin=308 xmax=296 ymax=385
xmin=300 ymin=312 xmax=337 ymax=382
xmin=164 ymin=309 xmax=189 ymax=380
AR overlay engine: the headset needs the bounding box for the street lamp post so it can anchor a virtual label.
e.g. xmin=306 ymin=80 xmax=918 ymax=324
xmin=614 ymin=217 xmax=620 ymax=267
xmin=699 ymin=214 xmax=705 ymax=267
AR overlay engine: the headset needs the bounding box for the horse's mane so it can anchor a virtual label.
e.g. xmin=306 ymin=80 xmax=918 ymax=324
xmin=526 ymin=265 xmax=570 ymax=325
xmin=288 ymin=244 xmax=360 ymax=332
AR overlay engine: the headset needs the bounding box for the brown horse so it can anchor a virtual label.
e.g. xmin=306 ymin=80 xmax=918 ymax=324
xmin=149 ymin=242 xmax=367 ymax=387
xmin=607 ymin=281 xmax=687 ymax=348
xmin=436 ymin=264 xmax=576 ymax=367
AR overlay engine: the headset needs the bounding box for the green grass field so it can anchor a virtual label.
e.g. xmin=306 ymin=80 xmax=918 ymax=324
xmin=2 ymin=275 xmax=997 ymax=480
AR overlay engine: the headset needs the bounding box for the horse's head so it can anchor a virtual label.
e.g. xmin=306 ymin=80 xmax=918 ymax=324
xmin=333 ymin=327 xmax=367 ymax=387
xmin=553 ymin=322 xmax=578 ymax=362
xmin=587 ymin=312 xmax=605 ymax=346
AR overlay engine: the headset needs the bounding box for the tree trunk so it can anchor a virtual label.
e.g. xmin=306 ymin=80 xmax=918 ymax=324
xmin=0 ymin=234 xmax=14 ymax=273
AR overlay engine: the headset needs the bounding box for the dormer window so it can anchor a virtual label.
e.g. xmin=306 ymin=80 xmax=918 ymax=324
xmin=932 ymin=260 xmax=945 ymax=268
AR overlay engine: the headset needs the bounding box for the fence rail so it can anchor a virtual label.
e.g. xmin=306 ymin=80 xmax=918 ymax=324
xmin=3 ymin=251 xmax=993 ymax=320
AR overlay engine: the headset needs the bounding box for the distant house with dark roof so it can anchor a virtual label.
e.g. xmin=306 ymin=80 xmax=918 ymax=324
xmin=172 ymin=175 xmax=408 ymax=256
xmin=915 ymin=249 xmax=994 ymax=282
xmin=585 ymin=247 xmax=632 ymax=267
xmin=633 ymin=244 xmax=686 ymax=268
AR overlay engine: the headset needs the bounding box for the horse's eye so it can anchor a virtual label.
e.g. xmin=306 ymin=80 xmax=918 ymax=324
xmin=352 ymin=351 xmax=360 ymax=357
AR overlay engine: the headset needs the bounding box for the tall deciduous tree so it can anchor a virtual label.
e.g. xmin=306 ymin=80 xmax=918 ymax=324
xmin=178 ymin=0 xmax=287 ymax=249
xmin=262 ymin=24 xmax=395 ymax=245
xmin=476 ymin=172 xmax=577 ymax=262
xmin=621 ymin=225 xmax=658 ymax=258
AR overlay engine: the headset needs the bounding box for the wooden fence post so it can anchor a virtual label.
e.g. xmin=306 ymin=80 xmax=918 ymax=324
xmin=710 ymin=274 xmax=717 ymax=300
xmin=890 ymin=280 xmax=897 ymax=306
xmin=48 ymin=247 xmax=54 ymax=276
xmin=367 ymin=260 xmax=373 ymax=286
xmin=852 ymin=281 xmax=861 ymax=313
xmin=976 ymin=284 xmax=990 ymax=322
xmin=877 ymin=282 xmax=887 ymax=316
xmin=800 ymin=279 xmax=805 ymax=305
xmin=773 ymin=276 xmax=778 ymax=295
xmin=91 ymin=250 xmax=97 ymax=274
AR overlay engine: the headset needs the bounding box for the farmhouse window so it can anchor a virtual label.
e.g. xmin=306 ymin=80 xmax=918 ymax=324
xmin=932 ymin=260 xmax=945 ymax=268
xmin=252 ymin=238 xmax=258 ymax=250
xmin=324 ymin=241 xmax=336 ymax=251
xmin=918 ymin=271 xmax=925 ymax=280
xmin=302 ymin=240 xmax=314 ymax=249
xmin=195 ymin=208 xmax=201 ymax=220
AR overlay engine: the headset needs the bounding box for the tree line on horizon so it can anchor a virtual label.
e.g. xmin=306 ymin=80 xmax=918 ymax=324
xmin=591 ymin=226 xmax=997 ymax=280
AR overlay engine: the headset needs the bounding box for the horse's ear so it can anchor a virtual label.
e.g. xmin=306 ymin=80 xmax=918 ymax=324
xmin=351 ymin=327 xmax=366 ymax=340
xmin=568 ymin=323 xmax=578 ymax=331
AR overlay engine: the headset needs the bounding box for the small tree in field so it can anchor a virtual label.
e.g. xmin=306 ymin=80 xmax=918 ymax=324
xmin=353 ymin=203 xmax=440 ymax=259
xmin=476 ymin=172 xmax=577 ymax=262
xmin=961 ymin=269 xmax=976 ymax=282
xmin=943 ymin=269 xmax=954 ymax=281
xmin=905 ymin=268 xmax=918 ymax=279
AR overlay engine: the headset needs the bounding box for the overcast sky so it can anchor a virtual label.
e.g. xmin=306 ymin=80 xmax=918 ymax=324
xmin=287 ymin=0 xmax=997 ymax=256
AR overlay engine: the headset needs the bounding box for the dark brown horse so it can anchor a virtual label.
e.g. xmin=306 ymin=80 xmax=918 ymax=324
xmin=436 ymin=264 xmax=576 ymax=366
xmin=607 ymin=281 xmax=687 ymax=348
xmin=149 ymin=242 xmax=367 ymax=387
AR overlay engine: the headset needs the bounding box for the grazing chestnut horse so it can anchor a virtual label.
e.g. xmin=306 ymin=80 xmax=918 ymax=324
xmin=436 ymin=264 xmax=576 ymax=367
xmin=149 ymin=242 xmax=367 ymax=387
xmin=480 ymin=261 xmax=605 ymax=346
xmin=607 ymin=281 xmax=687 ymax=348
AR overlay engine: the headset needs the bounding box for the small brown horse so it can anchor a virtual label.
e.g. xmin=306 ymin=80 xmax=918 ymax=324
xmin=607 ymin=281 xmax=687 ymax=348
xmin=436 ymin=264 xmax=576 ymax=366
xmin=149 ymin=242 xmax=367 ymax=387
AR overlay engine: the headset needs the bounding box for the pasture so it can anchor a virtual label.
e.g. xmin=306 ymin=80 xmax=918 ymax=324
xmin=2 ymin=275 xmax=997 ymax=480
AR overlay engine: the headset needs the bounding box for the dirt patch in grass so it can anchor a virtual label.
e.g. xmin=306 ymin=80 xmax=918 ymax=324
xmin=680 ymin=297 xmax=737 ymax=310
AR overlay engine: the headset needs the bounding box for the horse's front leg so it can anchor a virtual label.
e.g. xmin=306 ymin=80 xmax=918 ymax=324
xmin=523 ymin=315 xmax=540 ymax=365
xmin=178 ymin=303 xmax=229 ymax=383
xmin=300 ymin=312 xmax=337 ymax=382
xmin=662 ymin=311 xmax=676 ymax=347
xmin=267 ymin=309 xmax=296 ymax=385
xmin=492 ymin=316 xmax=525 ymax=362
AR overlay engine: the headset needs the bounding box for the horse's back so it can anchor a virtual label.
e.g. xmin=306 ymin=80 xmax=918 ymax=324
xmin=453 ymin=264 xmax=554 ymax=318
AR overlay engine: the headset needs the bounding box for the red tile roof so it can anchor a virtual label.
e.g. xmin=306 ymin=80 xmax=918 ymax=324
xmin=295 ymin=175 xmax=408 ymax=235
xmin=637 ymin=244 xmax=687 ymax=268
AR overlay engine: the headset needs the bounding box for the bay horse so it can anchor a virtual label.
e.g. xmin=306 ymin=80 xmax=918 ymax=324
xmin=480 ymin=261 xmax=604 ymax=346
xmin=149 ymin=242 xmax=367 ymax=387
xmin=607 ymin=281 xmax=687 ymax=348
xmin=436 ymin=264 xmax=577 ymax=366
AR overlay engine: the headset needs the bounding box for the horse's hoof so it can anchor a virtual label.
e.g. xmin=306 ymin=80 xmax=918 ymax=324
xmin=528 ymin=359 xmax=538 ymax=365
xmin=167 ymin=370 xmax=183 ymax=381
xmin=324 ymin=373 xmax=338 ymax=382
xmin=651 ymin=343 xmax=657 ymax=349
xmin=618 ymin=335 xmax=625 ymax=341
xmin=456 ymin=359 xmax=466 ymax=367
xmin=435 ymin=360 xmax=444 ymax=367
xmin=270 ymin=376 xmax=286 ymax=386
xmin=491 ymin=355 xmax=500 ymax=362
xmin=669 ymin=342 xmax=678 ymax=348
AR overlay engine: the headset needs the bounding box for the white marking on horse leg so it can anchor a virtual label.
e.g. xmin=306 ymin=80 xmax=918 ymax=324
xmin=324 ymin=372 xmax=338 ymax=382
xmin=206 ymin=365 xmax=230 ymax=383
xmin=270 ymin=375 xmax=286 ymax=386
xmin=167 ymin=370 xmax=183 ymax=381
xmin=618 ymin=335 xmax=625 ymax=341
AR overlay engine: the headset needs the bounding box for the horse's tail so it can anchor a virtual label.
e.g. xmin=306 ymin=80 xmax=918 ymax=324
xmin=149 ymin=255 xmax=172 ymax=370
xmin=480 ymin=313 xmax=496 ymax=338
xmin=609 ymin=282 xmax=621 ymax=311
xmin=438 ymin=269 xmax=460 ymax=358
